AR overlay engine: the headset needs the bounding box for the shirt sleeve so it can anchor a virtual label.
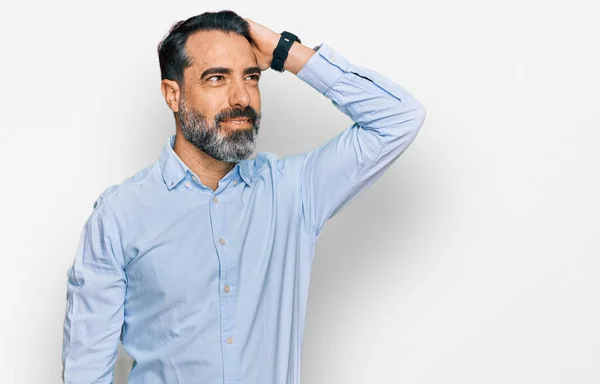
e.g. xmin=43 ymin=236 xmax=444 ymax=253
xmin=295 ymin=43 xmax=426 ymax=237
xmin=62 ymin=196 xmax=127 ymax=383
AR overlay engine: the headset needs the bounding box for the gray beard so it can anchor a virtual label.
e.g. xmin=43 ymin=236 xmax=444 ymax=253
xmin=178 ymin=96 xmax=260 ymax=163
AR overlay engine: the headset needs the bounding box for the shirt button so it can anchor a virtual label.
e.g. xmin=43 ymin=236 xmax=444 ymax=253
xmin=219 ymin=238 xmax=226 ymax=245
xmin=233 ymin=180 xmax=238 ymax=186
xmin=213 ymin=196 xmax=219 ymax=203
xmin=224 ymin=284 xmax=230 ymax=293
xmin=192 ymin=175 xmax=198 ymax=182
xmin=227 ymin=337 xmax=233 ymax=344
xmin=185 ymin=181 xmax=191 ymax=188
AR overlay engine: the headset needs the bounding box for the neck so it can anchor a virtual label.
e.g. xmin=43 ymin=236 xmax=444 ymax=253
xmin=173 ymin=127 xmax=235 ymax=192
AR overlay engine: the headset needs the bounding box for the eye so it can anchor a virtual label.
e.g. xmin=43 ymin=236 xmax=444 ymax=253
xmin=246 ymin=74 xmax=260 ymax=81
xmin=208 ymin=75 xmax=224 ymax=82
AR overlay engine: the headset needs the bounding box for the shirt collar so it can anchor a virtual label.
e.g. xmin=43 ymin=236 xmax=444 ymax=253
xmin=159 ymin=134 xmax=253 ymax=190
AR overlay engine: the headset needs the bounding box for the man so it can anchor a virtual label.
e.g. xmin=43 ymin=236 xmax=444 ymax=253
xmin=62 ymin=9 xmax=426 ymax=384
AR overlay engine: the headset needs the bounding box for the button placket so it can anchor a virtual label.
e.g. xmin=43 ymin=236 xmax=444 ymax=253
xmin=209 ymin=188 xmax=239 ymax=381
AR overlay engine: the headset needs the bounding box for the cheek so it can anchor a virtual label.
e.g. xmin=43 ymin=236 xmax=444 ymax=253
xmin=189 ymin=95 xmax=222 ymax=120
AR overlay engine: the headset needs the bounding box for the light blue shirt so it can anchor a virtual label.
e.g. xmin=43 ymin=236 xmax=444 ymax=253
xmin=62 ymin=42 xmax=426 ymax=384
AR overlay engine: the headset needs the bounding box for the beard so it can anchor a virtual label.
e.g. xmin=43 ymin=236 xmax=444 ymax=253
xmin=177 ymin=93 xmax=261 ymax=163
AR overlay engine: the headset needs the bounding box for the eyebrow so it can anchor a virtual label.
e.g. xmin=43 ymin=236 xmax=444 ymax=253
xmin=200 ymin=66 xmax=261 ymax=79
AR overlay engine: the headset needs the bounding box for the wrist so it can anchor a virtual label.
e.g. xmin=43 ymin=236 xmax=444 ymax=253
xmin=284 ymin=41 xmax=317 ymax=75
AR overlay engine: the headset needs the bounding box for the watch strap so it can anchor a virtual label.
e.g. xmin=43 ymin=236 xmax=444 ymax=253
xmin=271 ymin=31 xmax=301 ymax=72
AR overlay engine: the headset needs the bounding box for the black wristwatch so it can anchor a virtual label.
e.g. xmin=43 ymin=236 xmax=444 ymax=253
xmin=270 ymin=31 xmax=301 ymax=72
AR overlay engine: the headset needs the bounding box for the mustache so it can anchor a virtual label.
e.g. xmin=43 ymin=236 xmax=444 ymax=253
xmin=215 ymin=106 xmax=259 ymax=124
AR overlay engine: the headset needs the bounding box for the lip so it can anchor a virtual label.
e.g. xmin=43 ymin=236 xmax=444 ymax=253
xmin=221 ymin=118 xmax=250 ymax=123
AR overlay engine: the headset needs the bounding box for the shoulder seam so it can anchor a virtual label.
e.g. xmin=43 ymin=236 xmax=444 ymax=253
xmin=99 ymin=162 xmax=157 ymax=203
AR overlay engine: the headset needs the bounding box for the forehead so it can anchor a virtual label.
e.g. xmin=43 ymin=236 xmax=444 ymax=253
xmin=185 ymin=30 xmax=256 ymax=70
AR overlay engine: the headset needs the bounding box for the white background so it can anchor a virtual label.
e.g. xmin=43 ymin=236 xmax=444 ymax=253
xmin=1 ymin=0 xmax=598 ymax=383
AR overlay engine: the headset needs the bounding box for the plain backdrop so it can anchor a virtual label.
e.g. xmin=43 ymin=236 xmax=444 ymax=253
xmin=1 ymin=0 xmax=598 ymax=383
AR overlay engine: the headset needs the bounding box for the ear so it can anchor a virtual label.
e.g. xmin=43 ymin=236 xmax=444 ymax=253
xmin=161 ymin=79 xmax=181 ymax=113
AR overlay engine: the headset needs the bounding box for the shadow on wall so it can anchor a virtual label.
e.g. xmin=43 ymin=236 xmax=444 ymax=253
xmin=114 ymin=342 xmax=134 ymax=383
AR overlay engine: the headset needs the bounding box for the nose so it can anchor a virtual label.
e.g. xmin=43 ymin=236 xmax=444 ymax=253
xmin=228 ymin=78 xmax=251 ymax=109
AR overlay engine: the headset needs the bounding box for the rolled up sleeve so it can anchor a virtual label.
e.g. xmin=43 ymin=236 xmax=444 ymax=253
xmin=62 ymin=196 xmax=127 ymax=383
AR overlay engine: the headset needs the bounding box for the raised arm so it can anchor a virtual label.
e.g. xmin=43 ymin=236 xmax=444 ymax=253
xmin=295 ymin=43 xmax=426 ymax=237
xmin=244 ymin=18 xmax=426 ymax=238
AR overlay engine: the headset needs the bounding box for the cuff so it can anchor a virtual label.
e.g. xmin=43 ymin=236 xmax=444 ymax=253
xmin=296 ymin=43 xmax=351 ymax=96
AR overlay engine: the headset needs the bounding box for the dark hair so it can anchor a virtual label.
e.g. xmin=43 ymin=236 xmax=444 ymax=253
xmin=158 ymin=10 xmax=253 ymax=85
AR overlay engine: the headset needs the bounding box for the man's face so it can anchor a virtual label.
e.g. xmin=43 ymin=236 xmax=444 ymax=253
xmin=178 ymin=30 xmax=262 ymax=163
